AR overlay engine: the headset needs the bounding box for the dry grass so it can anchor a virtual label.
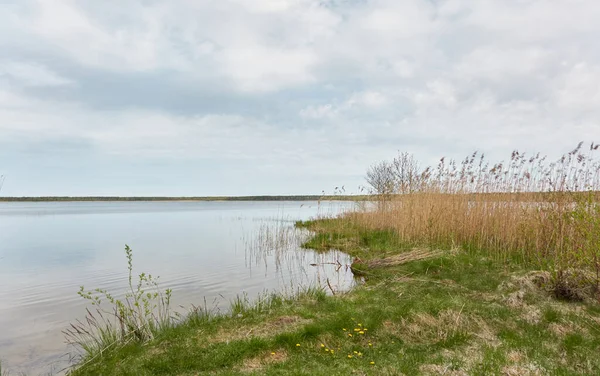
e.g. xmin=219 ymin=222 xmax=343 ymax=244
xmin=501 ymin=363 xmax=545 ymax=376
xmin=419 ymin=364 xmax=469 ymax=376
xmin=367 ymin=248 xmax=445 ymax=268
xmin=356 ymin=142 xmax=600 ymax=300
xmin=384 ymin=309 xmax=496 ymax=347
xmin=548 ymin=322 xmax=577 ymax=337
xmin=201 ymin=316 xmax=311 ymax=345
xmin=240 ymin=350 xmax=288 ymax=373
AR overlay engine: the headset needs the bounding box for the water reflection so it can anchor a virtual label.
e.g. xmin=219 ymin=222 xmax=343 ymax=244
xmin=0 ymin=201 xmax=355 ymax=374
xmin=244 ymin=222 xmax=354 ymax=295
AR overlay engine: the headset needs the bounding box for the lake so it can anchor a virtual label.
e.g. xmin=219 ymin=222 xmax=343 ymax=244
xmin=0 ymin=201 xmax=355 ymax=374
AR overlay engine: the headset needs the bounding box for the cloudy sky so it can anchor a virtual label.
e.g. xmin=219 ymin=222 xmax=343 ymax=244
xmin=0 ymin=0 xmax=599 ymax=196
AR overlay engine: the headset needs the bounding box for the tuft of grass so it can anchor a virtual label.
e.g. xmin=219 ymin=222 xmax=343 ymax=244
xmin=64 ymin=245 xmax=174 ymax=366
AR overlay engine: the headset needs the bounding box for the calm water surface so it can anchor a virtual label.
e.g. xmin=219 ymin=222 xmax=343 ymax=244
xmin=0 ymin=201 xmax=355 ymax=374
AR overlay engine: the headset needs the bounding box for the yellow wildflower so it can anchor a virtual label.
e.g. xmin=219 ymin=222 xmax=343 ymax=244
xmin=271 ymin=352 xmax=276 ymax=355
xmin=358 ymin=323 xmax=362 ymax=327
xmin=325 ymin=348 xmax=329 ymax=352
xmin=321 ymin=344 xmax=325 ymax=348
xmin=370 ymin=361 xmax=375 ymax=365
xmin=348 ymin=333 xmax=353 ymax=337
xmin=296 ymin=343 xmax=301 ymax=347
xmin=354 ymin=328 xmax=360 ymax=332
xmin=359 ymin=331 xmax=365 ymax=335
xmin=368 ymin=343 xmax=373 ymax=347
xmin=358 ymin=352 xmax=363 ymax=357
xmin=353 ymin=351 xmax=358 ymax=354
xmin=347 ymin=355 xmax=353 ymax=359
xmin=342 ymin=328 xmax=347 ymax=331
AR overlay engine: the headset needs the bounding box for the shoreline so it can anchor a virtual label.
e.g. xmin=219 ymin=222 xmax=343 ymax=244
xmin=68 ymin=217 xmax=600 ymax=375
xmin=0 ymin=195 xmax=368 ymax=202
xmin=2 ymin=191 xmax=599 ymax=203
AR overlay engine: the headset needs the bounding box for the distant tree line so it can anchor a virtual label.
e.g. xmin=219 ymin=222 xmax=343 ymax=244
xmin=0 ymin=195 xmax=370 ymax=202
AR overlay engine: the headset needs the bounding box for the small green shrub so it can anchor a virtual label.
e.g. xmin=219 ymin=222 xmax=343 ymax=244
xmin=64 ymin=245 xmax=173 ymax=361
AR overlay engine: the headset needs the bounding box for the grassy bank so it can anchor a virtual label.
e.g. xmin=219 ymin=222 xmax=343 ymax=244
xmin=69 ymin=216 xmax=600 ymax=375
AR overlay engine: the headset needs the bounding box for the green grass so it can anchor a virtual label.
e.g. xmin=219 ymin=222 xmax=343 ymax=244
xmin=71 ymin=218 xmax=600 ymax=375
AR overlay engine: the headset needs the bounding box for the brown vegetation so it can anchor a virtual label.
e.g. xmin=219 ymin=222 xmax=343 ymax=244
xmin=361 ymin=142 xmax=600 ymax=300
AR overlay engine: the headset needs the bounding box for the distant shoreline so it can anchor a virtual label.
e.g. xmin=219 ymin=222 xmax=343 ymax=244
xmin=2 ymin=192 xmax=599 ymax=202
xmin=0 ymin=195 xmax=369 ymax=202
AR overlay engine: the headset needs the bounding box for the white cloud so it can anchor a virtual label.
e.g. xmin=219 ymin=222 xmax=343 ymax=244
xmin=1 ymin=0 xmax=600 ymax=195
xmin=0 ymin=61 xmax=74 ymax=87
xmin=361 ymin=0 xmax=437 ymax=36
xmin=414 ymin=81 xmax=458 ymax=111
xmin=17 ymin=0 xmax=338 ymax=92
xmin=390 ymin=59 xmax=414 ymax=78
xmin=299 ymin=90 xmax=389 ymax=119
xmin=456 ymin=47 xmax=552 ymax=81
xmin=557 ymin=62 xmax=600 ymax=112
xmin=217 ymin=45 xmax=317 ymax=92
xmin=227 ymin=0 xmax=297 ymax=14
xmin=349 ymin=91 xmax=389 ymax=108
xmin=27 ymin=0 xmax=175 ymax=72
xmin=300 ymin=104 xmax=337 ymax=119
xmin=464 ymin=0 xmax=600 ymax=41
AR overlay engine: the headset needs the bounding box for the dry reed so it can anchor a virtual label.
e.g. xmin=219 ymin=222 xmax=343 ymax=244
xmin=356 ymin=142 xmax=600 ymax=299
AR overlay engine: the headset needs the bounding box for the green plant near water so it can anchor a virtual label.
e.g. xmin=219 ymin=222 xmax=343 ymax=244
xmin=64 ymin=245 xmax=173 ymax=361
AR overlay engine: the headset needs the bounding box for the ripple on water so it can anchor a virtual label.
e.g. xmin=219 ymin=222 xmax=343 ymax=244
xmin=0 ymin=200 xmax=356 ymax=374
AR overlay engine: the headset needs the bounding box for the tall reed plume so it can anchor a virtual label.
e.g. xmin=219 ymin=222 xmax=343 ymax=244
xmin=356 ymin=142 xmax=600 ymax=299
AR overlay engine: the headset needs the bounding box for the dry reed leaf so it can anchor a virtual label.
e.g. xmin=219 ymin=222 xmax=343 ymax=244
xmin=367 ymin=248 xmax=445 ymax=268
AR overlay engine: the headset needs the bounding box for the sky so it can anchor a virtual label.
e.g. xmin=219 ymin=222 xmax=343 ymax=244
xmin=0 ymin=0 xmax=599 ymax=196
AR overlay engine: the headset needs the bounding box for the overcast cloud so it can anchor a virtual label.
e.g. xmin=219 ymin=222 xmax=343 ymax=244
xmin=0 ymin=0 xmax=599 ymax=196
